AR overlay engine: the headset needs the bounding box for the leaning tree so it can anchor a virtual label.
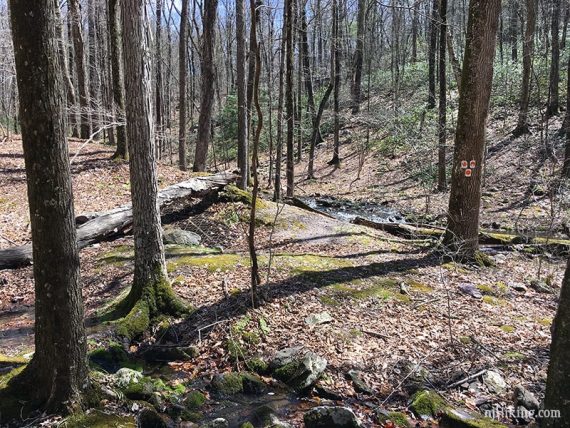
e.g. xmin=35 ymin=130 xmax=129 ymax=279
xmin=0 ymin=0 xmax=88 ymax=418
xmin=443 ymin=0 xmax=502 ymax=261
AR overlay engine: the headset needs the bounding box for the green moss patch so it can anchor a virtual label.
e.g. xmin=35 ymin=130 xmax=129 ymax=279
xmin=376 ymin=411 xmax=411 ymax=428
xmin=499 ymin=325 xmax=515 ymax=333
xmin=167 ymin=253 xmax=246 ymax=273
xmin=482 ymin=296 xmax=506 ymax=306
xmin=476 ymin=282 xmax=508 ymax=297
xmin=410 ymin=390 xmax=447 ymax=417
xmin=327 ymin=278 xmax=411 ymax=303
xmin=60 ymin=410 xmax=135 ymax=427
xmin=211 ymin=372 xmax=244 ymax=395
xmin=408 ymin=280 xmax=434 ymax=293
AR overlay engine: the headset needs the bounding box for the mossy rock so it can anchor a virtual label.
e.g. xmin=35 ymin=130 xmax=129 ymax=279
xmin=184 ymin=390 xmax=207 ymax=409
xmin=476 ymin=282 xmax=508 ymax=297
xmin=89 ymin=342 xmax=142 ymax=373
xmin=60 ymin=410 xmax=136 ymax=427
xmin=211 ymin=372 xmax=244 ymax=396
xmin=245 ymin=357 xmax=269 ymax=375
xmin=242 ymin=372 xmax=268 ymax=394
xmin=440 ymin=408 xmax=507 ymax=428
xmin=220 ymin=184 xmax=267 ymax=208
xmin=410 ymin=390 xmax=447 ymax=418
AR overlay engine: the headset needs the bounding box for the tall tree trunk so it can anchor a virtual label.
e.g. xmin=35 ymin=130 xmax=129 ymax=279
xmin=178 ymin=0 xmax=189 ymax=170
xmin=543 ymin=258 xmax=570 ymax=427
xmin=547 ymin=0 xmax=561 ymax=117
xmin=2 ymin=0 xmax=88 ymax=416
xmin=351 ymin=0 xmax=366 ymax=114
xmin=56 ymin=4 xmax=79 ymax=138
xmin=193 ymin=0 xmax=218 ymax=172
xmin=114 ymin=0 xmax=185 ymax=341
xmin=274 ymin=6 xmax=287 ymax=200
xmin=285 ymin=0 xmax=295 ymax=196
xmin=427 ymin=0 xmax=439 ymax=109
xmin=329 ymin=0 xmax=341 ymax=166
xmin=411 ymin=0 xmax=419 ymax=63
xmin=443 ymin=0 xmax=502 ymax=261
xmin=88 ymin=0 xmax=101 ymax=139
xmin=156 ymin=0 xmax=164 ymax=158
xmin=248 ymin=0 xmax=262 ymax=307
xmin=437 ymin=0 xmax=447 ymax=192
xmin=69 ymin=0 xmax=91 ymax=139
xmin=562 ymin=56 xmax=570 ymax=178
xmin=109 ymin=0 xmax=127 ymax=159
xmin=236 ymin=0 xmax=249 ymax=189
xmin=513 ymin=0 xmax=537 ymax=136
xmin=509 ymin=0 xmax=518 ymax=62
xmin=447 ymin=30 xmax=462 ymax=92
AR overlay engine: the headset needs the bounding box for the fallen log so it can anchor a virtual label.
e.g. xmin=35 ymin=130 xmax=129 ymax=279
xmin=0 ymin=173 xmax=236 ymax=270
xmin=353 ymin=217 xmax=570 ymax=255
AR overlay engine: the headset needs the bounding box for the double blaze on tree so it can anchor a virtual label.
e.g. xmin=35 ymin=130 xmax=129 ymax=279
xmin=1 ymin=0 xmax=88 ymax=416
xmin=114 ymin=0 xmax=185 ymax=340
xmin=543 ymin=258 xmax=570 ymax=427
xmin=443 ymin=0 xmax=501 ymax=260
xmin=194 ymin=0 xmax=219 ymax=172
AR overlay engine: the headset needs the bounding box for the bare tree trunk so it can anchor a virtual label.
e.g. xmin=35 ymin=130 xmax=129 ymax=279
xmin=447 ymin=30 xmax=462 ymax=92
xmin=178 ymin=0 xmax=189 ymax=170
xmin=285 ymin=0 xmax=295 ymax=197
xmin=248 ymin=0 xmax=262 ymax=307
xmin=513 ymin=0 xmax=537 ymax=136
xmin=193 ymin=0 xmax=218 ymax=172
xmin=509 ymin=0 xmax=518 ymax=62
xmin=427 ymin=0 xmax=438 ymax=109
xmin=437 ymin=0 xmax=447 ymax=192
xmin=109 ymin=0 xmax=127 ymax=159
xmin=236 ymin=0 xmax=249 ymax=189
xmin=411 ymin=0 xmax=419 ymax=63
xmin=443 ymin=0 xmax=501 ymax=261
xmin=69 ymin=0 xmax=91 ymax=139
xmin=547 ymin=0 xmax=561 ymax=117
xmin=562 ymin=56 xmax=570 ymax=178
xmin=156 ymin=0 xmax=164 ymax=158
xmin=114 ymin=0 xmax=185 ymax=341
xmin=274 ymin=6 xmax=286 ymax=200
xmin=351 ymin=0 xmax=366 ymax=114
xmin=329 ymin=0 xmax=341 ymax=167
xmin=1 ymin=0 xmax=87 ymax=417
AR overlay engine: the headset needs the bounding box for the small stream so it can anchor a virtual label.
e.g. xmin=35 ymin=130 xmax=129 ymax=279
xmin=299 ymin=196 xmax=406 ymax=224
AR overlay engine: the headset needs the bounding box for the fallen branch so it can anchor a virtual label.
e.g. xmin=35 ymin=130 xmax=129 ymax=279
xmin=0 ymin=173 xmax=236 ymax=270
xmin=446 ymin=369 xmax=487 ymax=390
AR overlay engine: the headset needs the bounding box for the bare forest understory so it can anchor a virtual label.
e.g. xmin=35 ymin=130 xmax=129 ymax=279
xmin=1 ymin=107 xmax=568 ymax=427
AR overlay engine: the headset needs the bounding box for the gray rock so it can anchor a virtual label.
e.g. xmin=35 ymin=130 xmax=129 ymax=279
xmin=163 ymin=228 xmax=201 ymax=246
xmin=511 ymin=283 xmax=528 ymax=292
xmin=529 ymin=279 xmax=553 ymax=294
xmin=440 ymin=408 xmax=503 ymax=428
xmin=304 ymin=406 xmax=360 ymax=428
xmin=270 ymin=347 xmax=327 ymax=391
xmin=458 ymin=284 xmax=483 ymax=299
xmin=482 ymin=370 xmax=507 ymax=394
xmin=393 ymin=359 xmax=433 ymax=394
xmin=347 ymin=370 xmax=374 ymax=395
xmin=513 ymin=385 xmax=539 ymax=411
xmin=201 ymin=419 xmax=229 ymax=428
xmin=305 ymin=312 xmax=334 ymax=326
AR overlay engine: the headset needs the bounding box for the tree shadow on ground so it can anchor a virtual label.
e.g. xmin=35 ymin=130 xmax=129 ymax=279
xmin=169 ymin=253 xmax=440 ymax=346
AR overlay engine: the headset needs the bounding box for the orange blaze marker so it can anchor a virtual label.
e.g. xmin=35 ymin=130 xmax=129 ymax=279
xmin=465 ymin=168 xmax=472 ymax=177
xmin=470 ymin=160 xmax=476 ymax=168
xmin=461 ymin=160 xmax=468 ymax=169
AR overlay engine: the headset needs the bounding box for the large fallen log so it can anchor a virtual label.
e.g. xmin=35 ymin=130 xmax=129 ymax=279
xmin=353 ymin=217 xmax=570 ymax=255
xmin=0 ymin=173 xmax=236 ymax=270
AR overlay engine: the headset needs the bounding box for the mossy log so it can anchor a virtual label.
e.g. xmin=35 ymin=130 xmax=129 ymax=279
xmin=353 ymin=217 xmax=570 ymax=255
xmin=0 ymin=173 xmax=236 ymax=270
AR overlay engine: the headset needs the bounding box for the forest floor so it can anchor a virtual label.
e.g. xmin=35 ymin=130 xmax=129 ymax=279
xmin=0 ymin=110 xmax=568 ymax=427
